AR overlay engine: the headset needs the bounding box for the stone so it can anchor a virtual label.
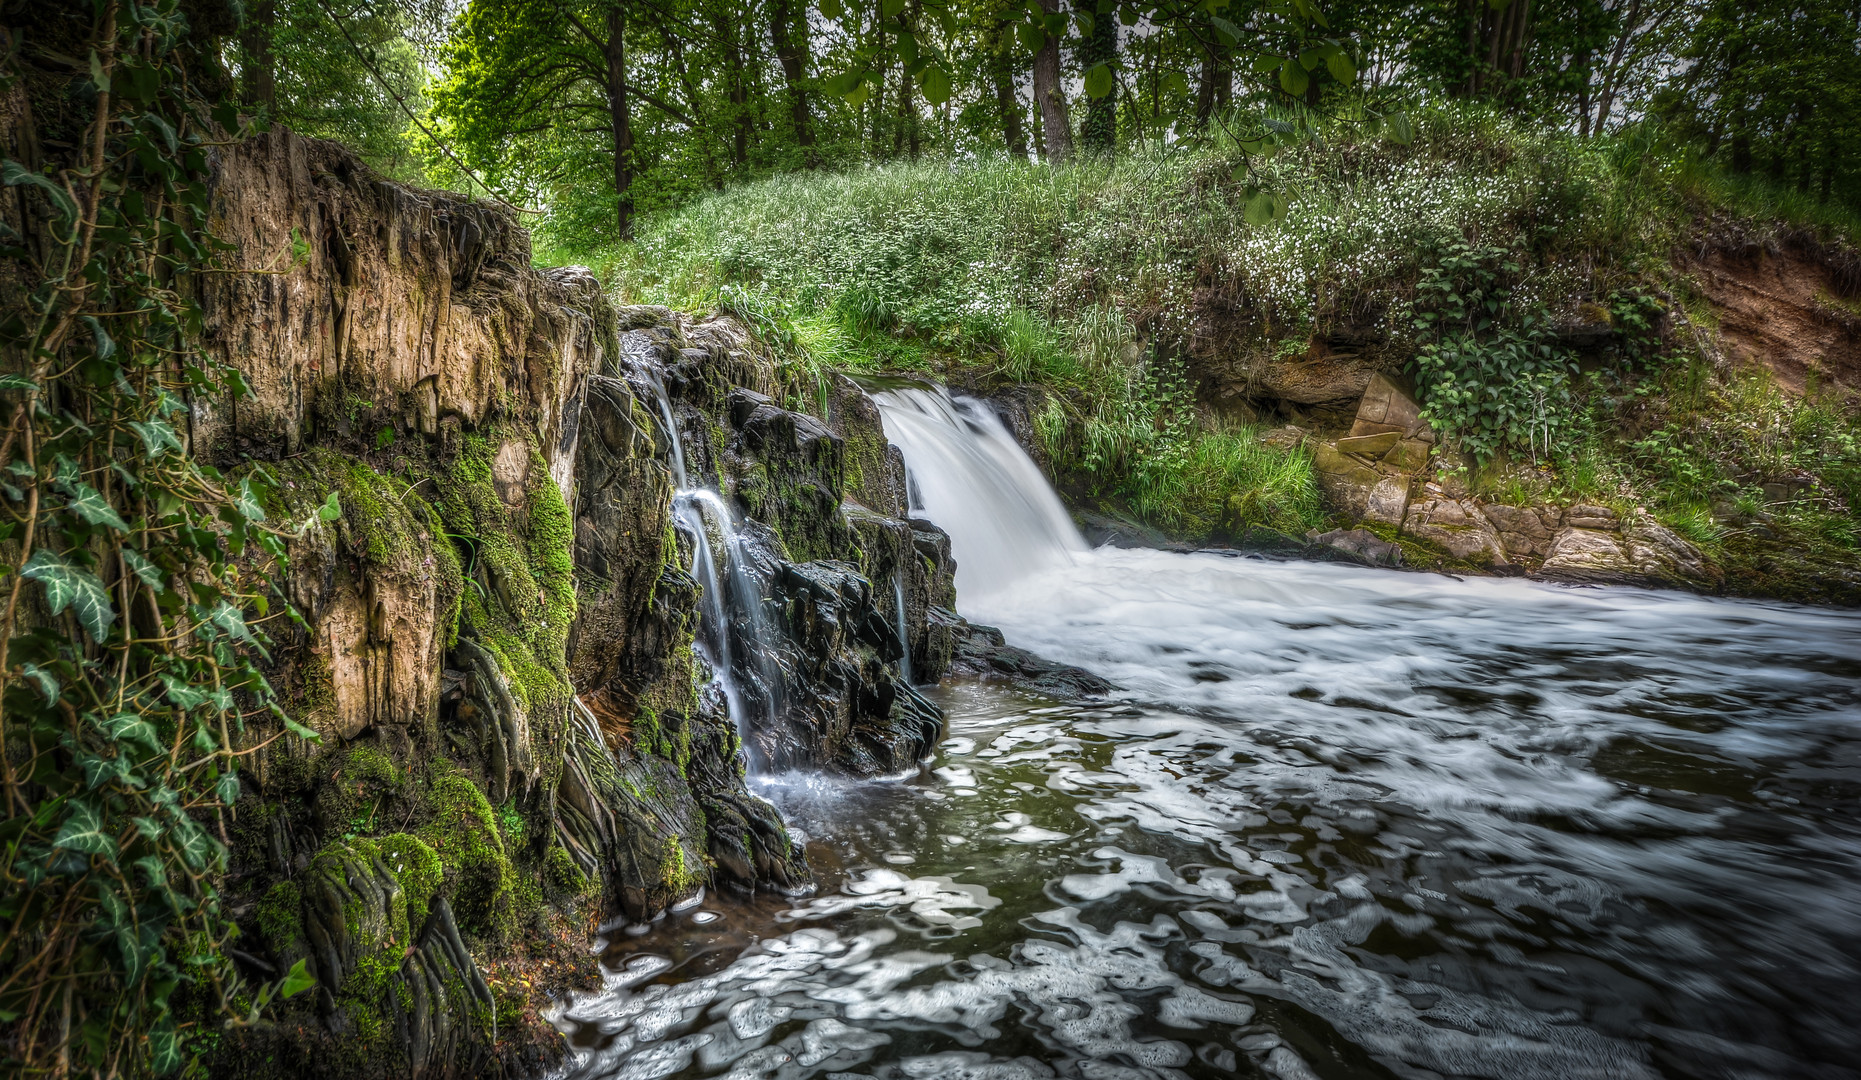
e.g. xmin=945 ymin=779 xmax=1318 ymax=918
xmin=1314 ymin=442 xmax=1382 ymax=518
xmin=1336 ymin=431 xmax=1400 ymax=457
xmin=1482 ymin=503 xmax=1562 ymax=561
xmin=1349 ymin=373 xmax=1433 ymax=443
xmin=1364 ymin=475 xmax=1412 ymax=526
xmin=1380 ymin=438 xmax=1429 ymax=474
xmin=1565 ymin=503 xmax=1620 ymax=530
xmin=1402 ymin=496 xmax=1507 ymax=565
xmin=1537 ymin=520 xmax=1719 ymax=588
xmin=1309 ymin=528 xmax=1403 ymax=567
xmin=1259 ymin=425 xmax=1306 ymax=450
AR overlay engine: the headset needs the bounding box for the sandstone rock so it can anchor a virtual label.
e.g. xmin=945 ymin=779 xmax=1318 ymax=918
xmin=1313 ymin=442 xmax=1410 ymax=525
xmin=1537 ymin=520 xmax=1719 ymax=588
xmin=1309 ymin=528 xmax=1403 ymax=567
xmin=1336 ymin=431 xmax=1400 ymax=457
xmin=1565 ymin=503 xmax=1620 ymax=530
xmin=1403 ymin=496 xmax=1507 ymax=565
xmin=1259 ymin=425 xmax=1307 ymax=450
xmin=1380 ymin=438 xmax=1433 ymax=474
xmin=1482 ymin=503 xmax=1563 ymax=560
xmin=1348 ymin=373 xmax=1434 ymax=443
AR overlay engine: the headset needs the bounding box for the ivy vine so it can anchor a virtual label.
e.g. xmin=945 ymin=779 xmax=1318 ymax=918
xmin=1 ymin=2 xmax=317 ymax=1074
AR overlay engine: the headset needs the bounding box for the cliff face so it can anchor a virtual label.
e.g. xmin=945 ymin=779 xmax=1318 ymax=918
xmin=197 ymin=133 xmax=952 ymax=1077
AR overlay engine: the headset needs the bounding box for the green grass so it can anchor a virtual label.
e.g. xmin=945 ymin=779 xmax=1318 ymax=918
xmin=541 ymin=101 xmax=1859 ymax=565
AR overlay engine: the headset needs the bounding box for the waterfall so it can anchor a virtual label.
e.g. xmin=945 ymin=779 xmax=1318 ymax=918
xmin=639 ymin=374 xmax=770 ymax=766
xmin=870 ymin=385 xmax=1086 ymax=603
xmin=892 ymin=571 xmax=912 ymax=686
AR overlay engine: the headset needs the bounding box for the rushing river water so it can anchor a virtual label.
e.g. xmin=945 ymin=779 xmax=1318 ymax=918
xmin=550 ymin=389 xmax=1861 ymax=1080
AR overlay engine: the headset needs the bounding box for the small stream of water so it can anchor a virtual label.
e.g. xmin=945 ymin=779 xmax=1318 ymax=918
xmin=553 ymin=387 xmax=1861 ymax=1080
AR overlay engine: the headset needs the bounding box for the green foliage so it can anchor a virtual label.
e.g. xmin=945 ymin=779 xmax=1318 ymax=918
xmin=0 ymin=5 xmax=314 ymax=1073
xmin=416 ymin=775 xmax=517 ymax=941
xmin=1409 ymin=241 xmax=1577 ymax=463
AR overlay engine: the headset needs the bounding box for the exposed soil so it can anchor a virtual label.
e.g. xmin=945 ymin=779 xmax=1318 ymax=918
xmin=1686 ymin=240 xmax=1861 ymax=394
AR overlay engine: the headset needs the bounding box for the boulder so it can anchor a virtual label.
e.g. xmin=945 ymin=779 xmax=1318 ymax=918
xmin=1403 ymin=494 xmax=1507 ymax=565
xmin=1538 ymin=519 xmax=1719 ymax=588
xmin=1308 ymin=528 xmax=1403 ymax=567
xmin=1482 ymin=503 xmax=1563 ymax=561
xmin=1313 ymin=443 xmax=1410 ymax=525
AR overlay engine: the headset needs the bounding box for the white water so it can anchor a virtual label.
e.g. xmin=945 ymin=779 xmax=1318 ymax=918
xmin=641 ymin=375 xmax=767 ymax=760
xmin=554 ymin=382 xmax=1861 ymax=1080
xmin=871 ymin=386 xmax=1086 ymax=601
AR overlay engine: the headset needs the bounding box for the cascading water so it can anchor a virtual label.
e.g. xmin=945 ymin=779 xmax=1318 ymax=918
xmin=639 ymin=374 xmax=770 ymax=762
xmin=555 ymin=379 xmax=1861 ymax=1080
xmin=870 ymin=385 xmax=1086 ymax=602
xmin=891 ymin=571 xmax=912 ymax=686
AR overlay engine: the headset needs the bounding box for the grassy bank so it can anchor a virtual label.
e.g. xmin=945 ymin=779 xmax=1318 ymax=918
xmin=549 ymin=104 xmax=1861 ymax=580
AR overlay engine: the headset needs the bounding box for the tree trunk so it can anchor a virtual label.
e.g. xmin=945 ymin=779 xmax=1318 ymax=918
xmin=769 ymin=0 xmax=815 ymax=164
xmin=1032 ymin=0 xmax=1073 ymax=163
xmin=605 ymin=7 xmax=633 ymax=240
xmin=1591 ymin=0 xmax=1640 ymax=134
xmin=989 ymin=19 xmax=1027 ymax=157
xmin=241 ymin=0 xmax=276 ymax=111
xmin=1075 ymin=0 xmax=1116 ymax=155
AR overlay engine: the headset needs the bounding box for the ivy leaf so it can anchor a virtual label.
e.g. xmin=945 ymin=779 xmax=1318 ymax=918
xmin=121 ymin=547 xmax=166 ymax=592
xmin=104 ymin=712 xmax=164 ymax=753
xmin=280 ymin=958 xmax=317 ymax=1000
xmin=160 ymin=673 xmax=211 ymax=711
xmin=0 ymin=373 xmax=38 ymax=391
xmin=233 ymin=478 xmax=266 ymax=523
xmin=53 ymin=799 xmax=119 ymax=862
xmin=61 ymin=482 xmax=130 ymax=532
xmin=919 ymin=64 xmax=952 ymax=105
xmin=19 ymin=662 xmax=59 ymax=702
xmin=22 ymin=549 xmax=115 ymax=642
xmin=206 ymin=599 xmax=254 ymax=643
xmin=216 ymin=770 xmax=241 ymax=805
xmin=1386 ymin=111 xmax=1415 ymax=145
xmin=148 ymin=1018 xmax=181 ymax=1075
xmin=126 ymin=419 xmax=183 ymax=460
xmin=1084 ymin=63 xmax=1114 ymax=99
xmin=281 ymin=713 xmax=323 ymax=742
xmin=2 ymin=159 xmax=79 ymax=226
xmin=81 ymin=315 xmax=116 ymax=358
xmin=317 ymin=491 xmax=342 ymax=523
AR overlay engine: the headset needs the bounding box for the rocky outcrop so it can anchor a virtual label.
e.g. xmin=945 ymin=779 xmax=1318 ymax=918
xmin=615 ymin=309 xmax=957 ymax=777
xmin=195 ymin=134 xmax=950 ymax=1077
xmin=1307 ymin=376 xmax=1722 ymax=589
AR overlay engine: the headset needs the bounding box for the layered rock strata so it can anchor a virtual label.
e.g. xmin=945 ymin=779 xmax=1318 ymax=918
xmin=194 ymin=133 xmax=950 ymax=1077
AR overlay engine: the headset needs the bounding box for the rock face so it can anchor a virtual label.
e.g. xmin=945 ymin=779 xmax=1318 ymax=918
xmin=193 ymin=135 xmax=951 ymax=1077
xmin=1539 ymin=518 xmax=1722 ymax=588
xmin=1307 ymin=375 xmax=1722 ymax=590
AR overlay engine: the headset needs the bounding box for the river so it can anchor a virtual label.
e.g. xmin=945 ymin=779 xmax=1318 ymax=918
xmin=548 ymin=388 xmax=1861 ymax=1080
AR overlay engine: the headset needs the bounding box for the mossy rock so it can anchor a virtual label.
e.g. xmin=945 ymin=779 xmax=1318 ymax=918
xmin=372 ymin=832 xmax=444 ymax=930
xmin=416 ymin=774 xmax=518 ymax=942
xmin=314 ymin=744 xmax=405 ymax=841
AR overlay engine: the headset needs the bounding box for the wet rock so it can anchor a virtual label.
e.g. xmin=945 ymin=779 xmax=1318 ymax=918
xmin=946 ymin=619 xmax=1116 ymax=701
xmin=1402 ymin=495 xmax=1508 ymax=566
xmin=1308 ymin=528 xmax=1403 ymax=567
xmin=1538 ymin=519 xmax=1720 ymax=589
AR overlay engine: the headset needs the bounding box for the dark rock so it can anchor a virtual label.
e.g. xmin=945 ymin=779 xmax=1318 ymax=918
xmin=946 ymin=618 xmax=1116 ymax=701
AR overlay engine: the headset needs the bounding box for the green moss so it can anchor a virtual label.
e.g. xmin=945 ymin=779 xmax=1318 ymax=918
xmin=316 ymin=745 xmax=404 ymax=840
xmin=256 ymin=880 xmax=307 ymax=967
xmin=416 ymin=774 xmax=517 ymax=942
xmin=373 ymin=832 xmax=443 ymax=929
xmin=544 ymin=845 xmax=592 ymax=899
